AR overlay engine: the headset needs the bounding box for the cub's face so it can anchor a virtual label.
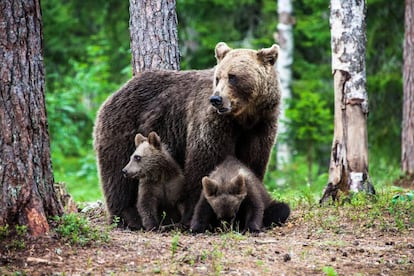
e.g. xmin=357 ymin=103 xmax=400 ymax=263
xmin=202 ymin=172 xmax=247 ymax=222
xmin=122 ymin=132 xmax=163 ymax=179
xmin=211 ymin=42 xmax=279 ymax=117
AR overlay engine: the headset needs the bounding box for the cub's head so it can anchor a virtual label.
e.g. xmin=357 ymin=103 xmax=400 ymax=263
xmin=211 ymin=42 xmax=280 ymax=120
xmin=202 ymin=169 xmax=248 ymax=222
xmin=122 ymin=131 xmax=163 ymax=179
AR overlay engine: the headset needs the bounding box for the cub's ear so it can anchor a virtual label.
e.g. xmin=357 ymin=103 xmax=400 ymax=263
xmin=257 ymin=44 xmax=279 ymax=66
xmin=230 ymin=171 xmax=247 ymax=197
xmin=134 ymin=133 xmax=146 ymax=147
xmin=202 ymin=176 xmax=219 ymax=197
xmin=148 ymin=131 xmax=162 ymax=150
xmin=215 ymin=42 xmax=232 ymax=63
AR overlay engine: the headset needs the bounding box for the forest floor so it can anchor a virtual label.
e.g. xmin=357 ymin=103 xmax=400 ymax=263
xmin=1 ymin=190 xmax=414 ymax=275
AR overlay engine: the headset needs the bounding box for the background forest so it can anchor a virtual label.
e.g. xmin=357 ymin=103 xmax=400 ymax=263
xmin=42 ymin=0 xmax=404 ymax=202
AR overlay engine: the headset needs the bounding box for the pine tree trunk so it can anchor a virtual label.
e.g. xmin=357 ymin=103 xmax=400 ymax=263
xmin=129 ymin=0 xmax=180 ymax=74
xmin=402 ymin=0 xmax=414 ymax=175
xmin=0 ymin=0 xmax=63 ymax=235
xmin=275 ymin=0 xmax=294 ymax=167
xmin=320 ymin=0 xmax=375 ymax=203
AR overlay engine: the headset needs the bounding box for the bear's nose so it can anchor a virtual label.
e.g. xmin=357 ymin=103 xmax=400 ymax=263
xmin=210 ymin=95 xmax=223 ymax=107
xmin=121 ymin=168 xmax=128 ymax=177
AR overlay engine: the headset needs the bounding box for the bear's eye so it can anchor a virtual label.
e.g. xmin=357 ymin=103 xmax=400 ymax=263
xmin=215 ymin=77 xmax=219 ymax=86
xmin=228 ymin=74 xmax=237 ymax=85
xmin=134 ymin=155 xmax=141 ymax=162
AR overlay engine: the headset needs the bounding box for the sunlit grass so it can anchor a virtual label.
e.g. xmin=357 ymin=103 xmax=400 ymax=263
xmin=52 ymin=152 xmax=102 ymax=202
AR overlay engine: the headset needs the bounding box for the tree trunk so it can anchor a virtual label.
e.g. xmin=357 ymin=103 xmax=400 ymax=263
xmin=0 ymin=0 xmax=63 ymax=235
xmin=129 ymin=0 xmax=180 ymax=74
xmin=274 ymin=0 xmax=294 ymax=166
xmin=320 ymin=0 xmax=375 ymax=203
xmin=402 ymin=0 xmax=414 ymax=175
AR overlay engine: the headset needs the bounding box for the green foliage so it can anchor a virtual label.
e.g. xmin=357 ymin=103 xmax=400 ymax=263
xmin=45 ymin=38 xmax=130 ymax=202
xmin=52 ymin=213 xmax=110 ymax=246
xmin=294 ymin=186 xmax=414 ymax=234
xmin=171 ymin=232 xmax=180 ymax=257
xmin=285 ymin=89 xmax=333 ymax=182
xmin=322 ymin=266 xmax=338 ymax=276
xmin=43 ymin=0 xmax=131 ymax=202
xmin=0 ymin=224 xmax=28 ymax=250
xmin=0 ymin=224 xmax=10 ymax=240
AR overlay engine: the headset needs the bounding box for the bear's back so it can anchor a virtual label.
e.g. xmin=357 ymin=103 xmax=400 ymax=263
xmin=94 ymin=69 xmax=215 ymax=168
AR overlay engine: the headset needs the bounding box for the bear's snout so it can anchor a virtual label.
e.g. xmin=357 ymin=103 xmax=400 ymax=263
xmin=121 ymin=168 xmax=129 ymax=178
xmin=210 ymin=95 xmax=223 ymax=107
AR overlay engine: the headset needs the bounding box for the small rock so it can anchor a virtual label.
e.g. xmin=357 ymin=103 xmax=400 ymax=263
xmin=331 ymin=256 xmax=336 ymax=262
xmin=385 ymin=241 xmax=395 ymax=246
xmin=283 ymin=253 xmax=291 ymax=262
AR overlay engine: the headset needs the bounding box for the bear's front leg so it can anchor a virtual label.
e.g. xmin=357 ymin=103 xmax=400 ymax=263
xmin=190 ymin=196 xmax=216 ymax=234
xmin=243 ymin=199 xmax=265 ymax=234
xmin=137 ymin=190 xmax=159 ymax=231
xmin=120 ymin=206 xmax=142 ymax=230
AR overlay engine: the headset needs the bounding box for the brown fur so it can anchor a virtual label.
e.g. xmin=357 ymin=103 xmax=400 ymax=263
xmin=93 ymin=42 xmax=281 ymax=228
xmin=190 ymin=156 xmax=290 ymax=233
xmin=122 ymin=132 xmax=184 ymax=230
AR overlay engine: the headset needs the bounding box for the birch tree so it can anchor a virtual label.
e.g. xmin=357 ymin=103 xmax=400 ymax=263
xmin=320 ymin=0 xmax=375 ymax=203
xmin=0 ymin=0 xmax=63 ymax=235
xmin=274 ymin=0 xmax=295 ymax=166
xmin=129 ymin=0 xmax=180 ymax=74
xmin=402 ymin=0 xmax=414 ymax=176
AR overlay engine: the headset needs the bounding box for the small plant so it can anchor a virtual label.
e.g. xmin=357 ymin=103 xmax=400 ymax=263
xmin=0 ymin=224 xmax=10 ymax=240
xmin=171 ymin=232 xmax=180 ymax=257
xmin=15 ymin=225 xmax=28 ymax=236
xmin=322 ymin=266 xmax=338 ymax=276
xmin=211 ymin=245 xmax=223 ymax=275
xmin=111 ymin=216 xmax=121 ymax=229
xmin=0 ymin=224 xmax=27 ymax=250
xmin=53 ymin=213 xmax=110 ymax=246
xmin=11 ymin=225 xmax=28 ymax=249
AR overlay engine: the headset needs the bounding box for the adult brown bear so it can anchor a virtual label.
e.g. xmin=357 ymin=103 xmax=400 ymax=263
xmin=93 ymin=42 xmax=281 ymax=229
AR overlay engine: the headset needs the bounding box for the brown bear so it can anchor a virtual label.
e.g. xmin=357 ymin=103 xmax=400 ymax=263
xmin=122 ymin=131 xmax=184 ymax=231
xmin=190 ymin=156 xmax=290 ymax=233
xmin=93 ymin=42 xmax=281 ymax=229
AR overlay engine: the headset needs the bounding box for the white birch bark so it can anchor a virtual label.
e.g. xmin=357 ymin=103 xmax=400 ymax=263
xmin=402 ymin=0 xmax=414 ymax=175
xmin=275 ymin=0 xmax=294 ymax=166
xmin=320 ymin=0 xmax=375 ymax=203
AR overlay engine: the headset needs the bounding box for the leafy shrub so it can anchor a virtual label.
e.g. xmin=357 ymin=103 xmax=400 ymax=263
xmin=52 ymin=213 xmax=110 ymax=246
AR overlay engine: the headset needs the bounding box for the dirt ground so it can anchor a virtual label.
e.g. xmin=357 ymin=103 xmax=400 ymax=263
xmin=1 ymin=197 xmax=414 ymax=276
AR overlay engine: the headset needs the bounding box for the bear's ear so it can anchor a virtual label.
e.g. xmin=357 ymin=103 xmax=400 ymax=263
xmin=202 ymin=176 xmax=219 ymax=197
xmin=230 ymin=172 xmax=247 ymax=197
xmin=215 ymin=42 xmax=232 ymax=63
xmin=257 ymin=44 xmax=279 ymax=66
xmin=134 ymin=133 xmax=146 ymax=147
xmin=148 ymin=131 xmax=162 ymax=150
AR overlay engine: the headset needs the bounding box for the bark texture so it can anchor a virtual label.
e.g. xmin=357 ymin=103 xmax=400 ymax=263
xmin=274 ymin=0 xmax=294 ymax=166
xmin=0 ymin=0 xmax=63 ymax=235
xmin=320 ymin=0 xmax=375 ymax=203
xmin=129 ymin=0 xmax=180 ymax=74
xmin=402 ymin=0 xmax=414 ymax=175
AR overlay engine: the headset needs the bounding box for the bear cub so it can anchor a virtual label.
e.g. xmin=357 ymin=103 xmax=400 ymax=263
xmin=190 ymin=156 xmax=290 ymax=233
xmin=122 ymin=131 xmax=184 ymax=231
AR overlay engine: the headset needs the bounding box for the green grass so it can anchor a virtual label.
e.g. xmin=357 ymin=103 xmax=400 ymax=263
xmin=53 ymin=153 xmax=102 ymax=202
